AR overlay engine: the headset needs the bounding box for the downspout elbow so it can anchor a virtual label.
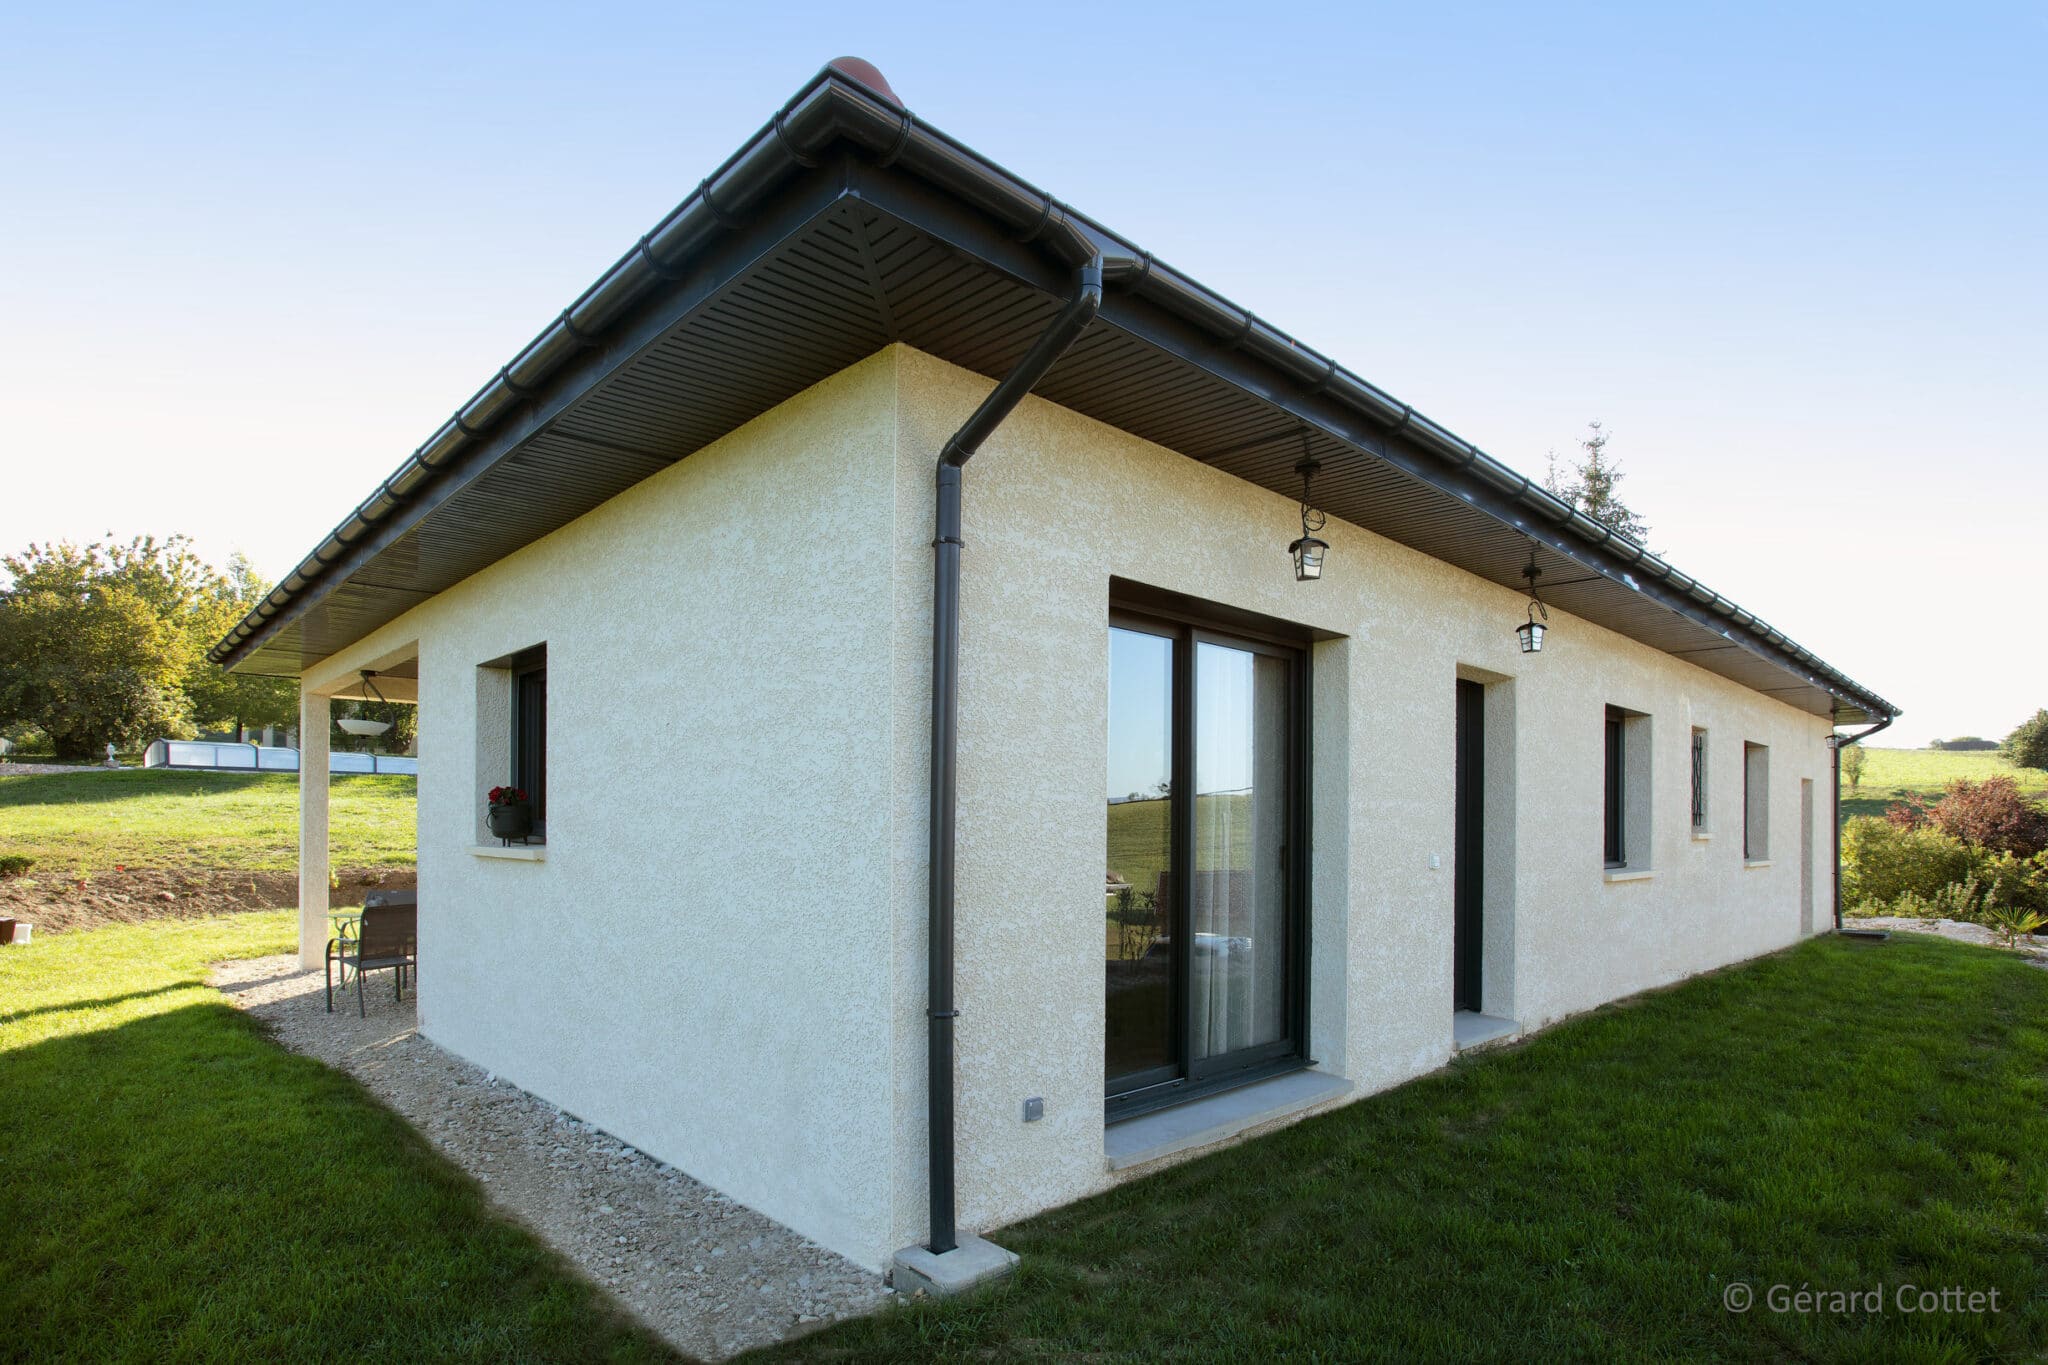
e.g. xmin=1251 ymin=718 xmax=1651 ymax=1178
xmin=938 ymin=257 xmax=1104 ymax=470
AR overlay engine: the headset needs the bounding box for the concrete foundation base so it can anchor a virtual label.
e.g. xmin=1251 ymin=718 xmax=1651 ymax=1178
xmin=890 ymin=1235 xmax=1019 ymax=1297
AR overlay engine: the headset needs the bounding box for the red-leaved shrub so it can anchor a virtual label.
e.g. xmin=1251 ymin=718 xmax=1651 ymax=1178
xmin=1887 ymin=777 xmax=2048 ymax=859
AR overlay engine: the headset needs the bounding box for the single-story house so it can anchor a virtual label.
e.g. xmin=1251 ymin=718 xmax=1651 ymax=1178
xmin=210 ymin=59 xmax=1898 ymax=1289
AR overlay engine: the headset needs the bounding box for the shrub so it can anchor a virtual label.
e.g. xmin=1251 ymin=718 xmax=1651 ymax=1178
xmin=1842 ymin=817 xmax=1978 ymax=909
xmin=0 ymin=854 xmax=34 ymax=878
xmin=1929 ymin=875 xmax=1993 ymax=923
xmin=1887 ymin=777 xmax=2048 ymax=859
xmin=1980 ymin=850 xmax=2048 ymax=918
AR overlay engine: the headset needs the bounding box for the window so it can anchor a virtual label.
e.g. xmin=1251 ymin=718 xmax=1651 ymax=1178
xmin=1604 ymin=708 xmax=1626 ymax=867
xmin=477 ymin=643 xmax=547 ymax=846
xmin=514 ymin=659 xmax=547 ymax=825
xmin=1106 ymin=605 xmax=1308 ymax=1119
xmin=1604 ymin=705 xmax=1653 ymax=874
xmin=1744 ymin=742 xmax=1770 ymax=860
xmin=1690 ymin=727 xmax=1709 ymax=833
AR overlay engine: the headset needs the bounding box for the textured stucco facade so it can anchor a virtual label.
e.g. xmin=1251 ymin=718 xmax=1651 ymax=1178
xmin=296 ymin=343 xmax=1836 ymax=1272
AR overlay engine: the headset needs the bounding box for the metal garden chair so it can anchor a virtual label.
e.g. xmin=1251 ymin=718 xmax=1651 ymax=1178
xmin=325 ymin=896 xmax=417 ymax=1016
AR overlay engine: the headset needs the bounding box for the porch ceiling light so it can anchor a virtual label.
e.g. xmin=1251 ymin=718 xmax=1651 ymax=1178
xmin=336 ymin=670 xmax=395 ymax=737
xmin=1517 ymin=549 xmax=1550 ymax=654
xmin=1288 ymin=446 xmax=1329 ymax=582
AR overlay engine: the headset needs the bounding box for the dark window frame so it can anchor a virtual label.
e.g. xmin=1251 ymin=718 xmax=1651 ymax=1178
xmin=1690 ymin=728 xmax=1708 ymax=832
xmin=1106 ymin=603 xmax=1313 ymax=1123
xmin=513 ymin=660 xmax=547 ymax=829
xmin=1604 ymin=707 xmax=1626 ymax=868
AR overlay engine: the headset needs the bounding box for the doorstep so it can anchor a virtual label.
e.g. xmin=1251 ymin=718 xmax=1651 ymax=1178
xmin=1453 ymin=1011 xmax=1520 ymax=1053
xmin=1104 ymin=1070 xmax=1352 ymax=1172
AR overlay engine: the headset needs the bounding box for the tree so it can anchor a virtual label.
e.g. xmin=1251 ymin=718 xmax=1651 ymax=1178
xmin=1545 ymin=421 xmax=1651 ymax=547
xmin=0 ymin=536 xmax=294 ymax=758
xmin=2004 ymin=710 xmax=2048 ymax=773
xmin=1842 ymin=743 xmax=1867 ymax=791
xmin=0 ymin=557 xmax=191 ymax=759
xmin=183 ymin=553 xmax=298 ymax=740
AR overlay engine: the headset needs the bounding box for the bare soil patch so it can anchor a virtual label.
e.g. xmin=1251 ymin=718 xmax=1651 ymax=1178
xmin=0 ymin=865 xmax=414 ymax=936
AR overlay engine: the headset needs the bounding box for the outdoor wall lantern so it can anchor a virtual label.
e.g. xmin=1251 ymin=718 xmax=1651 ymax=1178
xmin=1516 ymin=549 xmax=1549 ymax=653
xmin=1288 ymin=452 xmax=1329 ymax=582
xmin=336 ymin=670 xmax=394 ymax=737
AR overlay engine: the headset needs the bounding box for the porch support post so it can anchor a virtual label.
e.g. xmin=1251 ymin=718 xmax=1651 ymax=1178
xmin=298 ymin=686 xmax=330 ymax=969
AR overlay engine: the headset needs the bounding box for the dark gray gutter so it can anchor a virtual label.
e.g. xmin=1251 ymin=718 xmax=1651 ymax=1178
xmin=925 ymin=256 xmax=1106 ymax=1255
xmin=206 ymin=58 xmax=1898 ymax=728
xmin=1830 ymin=715 xmax=1896 ymax=930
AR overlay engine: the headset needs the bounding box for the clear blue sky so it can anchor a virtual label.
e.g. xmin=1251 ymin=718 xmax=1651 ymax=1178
xmin=3 ymin=2 xmax=2041 ymax=745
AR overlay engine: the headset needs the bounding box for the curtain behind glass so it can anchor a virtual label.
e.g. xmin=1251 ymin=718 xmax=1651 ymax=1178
xmin=1191 ymin=643 xmax=1288 ymax=1060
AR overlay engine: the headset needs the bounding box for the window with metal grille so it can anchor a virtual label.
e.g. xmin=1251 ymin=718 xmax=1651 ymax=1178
xmin=1690 ymin=728 xmax=1708 ymax=832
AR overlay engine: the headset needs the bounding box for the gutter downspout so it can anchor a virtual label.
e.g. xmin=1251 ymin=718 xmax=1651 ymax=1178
xmin=926 ymin=255 xmax=1104 ymax=1256
xmin=1831 ymin=715 xmax=1895 ymax=930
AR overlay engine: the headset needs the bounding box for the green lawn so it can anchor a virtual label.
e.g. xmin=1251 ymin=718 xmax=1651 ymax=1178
xmin=774 ymin=934 xmax=2048 ymax=1362
xmin=0 ymin=769 xmax=416 ymax=872
xmin=0 ymin=912 xmax=676 ymax=1362
xmin=1841 ymin=746 xmax=2048 ymax=824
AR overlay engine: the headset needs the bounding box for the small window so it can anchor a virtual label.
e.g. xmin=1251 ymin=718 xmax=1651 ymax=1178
xmin=477 ymin=643 xmax=547 ymax=845
xmin=1690 ymin=728 xmax=1709 ymax=833
xmin=1604 ymin=705 xmax=1653 ymax=874
xmin=1744 ymin=742 xmax=1769 ymax=861
xmin=1604 ymin=708 xmax=1626 ymax=867
xmin=514 ymin=661 xmax=547 ymax=825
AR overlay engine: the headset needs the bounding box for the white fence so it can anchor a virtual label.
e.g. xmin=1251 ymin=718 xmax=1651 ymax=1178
xmin=142 ymin=740 xmax=418 ymax=776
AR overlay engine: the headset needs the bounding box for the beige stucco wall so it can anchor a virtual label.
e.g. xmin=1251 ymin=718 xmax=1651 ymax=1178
xmin=300 ymin=351 xmax=910 ymax=1269
xmin=884 ymin=344 xmax=1836 ymax=1253
xmin=293 ymin=341 xmax=1837 ymax=1273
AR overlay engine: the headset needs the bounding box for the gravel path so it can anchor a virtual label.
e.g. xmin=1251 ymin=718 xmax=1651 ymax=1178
xmin=0 ymin=762 xmax=129 ymax=776
xmin=1847 ymin=916 xmax=2048 ymax=964
xmin=211 ymin=955 xmax=890 ymax=1359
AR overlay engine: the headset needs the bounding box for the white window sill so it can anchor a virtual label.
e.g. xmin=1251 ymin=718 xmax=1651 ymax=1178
xmin=1604 ymin=867 xmax=1654 ymax=883
xmin=1104 ymin=1070 xmax=1351 ymax=1172
xmin=471 ymin=844 xmax=546 ymax=862
xmin=1744 ymin=858 xmax=1772 ymax=869
xmin=1691 ymin=830 xmax=1713 ymax=842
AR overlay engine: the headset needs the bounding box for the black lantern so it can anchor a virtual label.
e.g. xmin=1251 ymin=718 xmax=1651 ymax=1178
xmin=1289 ymin=452 xmax=1329 ymax=582
xmin=1516 ymin=550 xmax=1549 ymax=653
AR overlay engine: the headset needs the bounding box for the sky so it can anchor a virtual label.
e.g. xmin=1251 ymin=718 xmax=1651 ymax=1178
xmin=2 ymin=2 xmax=2041 ymax=747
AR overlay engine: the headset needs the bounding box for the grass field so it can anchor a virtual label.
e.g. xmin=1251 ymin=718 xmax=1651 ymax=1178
xmin=1840 ymin=747 xmax=2048 ymax=823
xmin=0 ymin=912 xmax=676 ymax=1361
xmin=0 ymin=769 xmax=416 ymax=872
xmin=774 ymin=933 xmax=2048 ymax=1361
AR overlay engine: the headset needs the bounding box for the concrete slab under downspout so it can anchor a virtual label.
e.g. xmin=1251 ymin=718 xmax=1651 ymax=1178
xmin=890 ymin=1236 xmax=1020 ymax=1298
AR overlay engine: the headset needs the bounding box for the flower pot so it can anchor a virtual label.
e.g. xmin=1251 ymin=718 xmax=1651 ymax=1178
xmin=487 ymin=802 xmax=534 ymax=843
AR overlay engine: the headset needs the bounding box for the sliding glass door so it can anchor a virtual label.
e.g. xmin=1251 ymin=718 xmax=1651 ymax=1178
xmin=1107 ymin=610 xmax=1306 ymax=1113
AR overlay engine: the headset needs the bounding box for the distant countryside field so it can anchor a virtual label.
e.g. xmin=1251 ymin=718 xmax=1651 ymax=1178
xmin=1841 ymin=747 xmax=2047 ymax=825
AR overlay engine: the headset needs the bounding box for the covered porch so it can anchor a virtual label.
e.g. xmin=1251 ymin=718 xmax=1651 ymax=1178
xmin=295 ymin=644 xmax=419 ymax=970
